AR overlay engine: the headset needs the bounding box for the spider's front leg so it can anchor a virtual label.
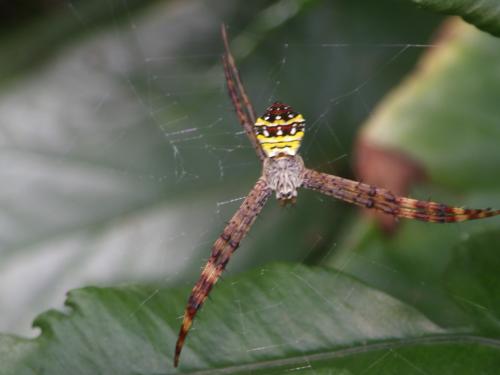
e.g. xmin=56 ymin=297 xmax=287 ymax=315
xmin=302 ymin=168 xmax=500 ymax=223
xmin=174 ymin=178 xmax=271 ymax=367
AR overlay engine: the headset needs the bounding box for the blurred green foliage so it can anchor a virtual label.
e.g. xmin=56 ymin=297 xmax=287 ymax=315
xmin=330 ymin=19 xmax=500 ymax=329
xmin=406 ymin=0 xmax=500 ymax=37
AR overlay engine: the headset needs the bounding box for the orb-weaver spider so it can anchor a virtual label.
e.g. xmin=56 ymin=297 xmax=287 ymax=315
xmin=173 ymin=24 xmax=500 ymax=367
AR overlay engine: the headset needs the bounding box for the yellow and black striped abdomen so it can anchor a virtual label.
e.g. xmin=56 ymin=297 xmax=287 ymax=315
xmin=254 ymin=102 xmax=305 ymax=158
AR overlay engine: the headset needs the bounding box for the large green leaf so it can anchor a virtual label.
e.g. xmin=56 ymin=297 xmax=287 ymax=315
xmin=406 ymin=0 xmax=500 ymax=37
xmin=445 ymin=231 xmax=500 ymax=335
xmin=5 ymin=263 xmax=500 ymax=374
xmin=327 ymin=19 xmax=500 ymax=328
xmin=360 ymin=19 xmax=500 ymax=191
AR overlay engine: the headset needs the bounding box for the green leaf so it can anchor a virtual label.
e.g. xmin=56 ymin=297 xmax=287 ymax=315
xmin=0 ymin=336 xmax=36 ymax=375
xmin=361 ymin=19 xmax=500 ymax=191
xmin=446 ymin=230 xmax=500 ymax=335
xmin=406 ymin=0 xmax=500 ymax=37
xmin=333 ymin=19 xmax=500 ymax=328
xmin=6 ymin=263 xmax=500 ymax=374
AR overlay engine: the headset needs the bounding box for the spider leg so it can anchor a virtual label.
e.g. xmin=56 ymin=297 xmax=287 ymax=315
xmin=221 ymin=24 xmax=266 ymax=161
xmin=174 ymin=178 xmax=271 ymax=367
xmin=221 ymin=24 xmax=257 ymax=123
xmin=302 ymin=168 xmax=500 ymax=223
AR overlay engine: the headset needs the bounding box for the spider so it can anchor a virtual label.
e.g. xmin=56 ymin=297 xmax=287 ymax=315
xmin=173 ymin=24 xmax=500 ymax=367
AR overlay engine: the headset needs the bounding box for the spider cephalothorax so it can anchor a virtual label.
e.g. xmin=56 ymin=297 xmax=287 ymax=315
xmin=263 ymin=154 xmax=305 ymax=202
xmin=172 ymin=25 xmax=500 ymax=368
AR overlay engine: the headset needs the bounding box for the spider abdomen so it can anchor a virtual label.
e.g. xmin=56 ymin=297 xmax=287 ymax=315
xmin=254 ymin=102 xmax=305 ymax=158
xmin=263 ymin=155 xmax=305 ymax=201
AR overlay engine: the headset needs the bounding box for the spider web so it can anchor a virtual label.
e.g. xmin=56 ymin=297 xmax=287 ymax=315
xmin=0 ymin=0 xmax=438 ymax=335
xmin=1 ymin=0 xmax=497 ymax=372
